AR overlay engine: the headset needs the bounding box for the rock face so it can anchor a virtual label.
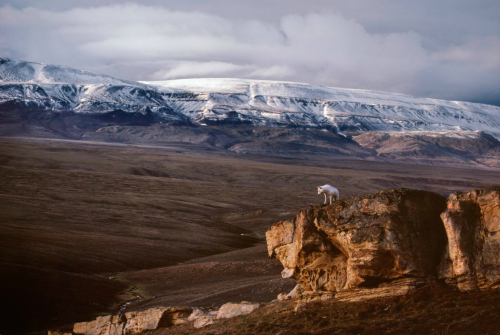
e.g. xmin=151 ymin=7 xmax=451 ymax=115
xmin=123 ymin=307 xmax=191 ymax=334
xmin=73 ymin=315 xmax=125 ymax=335
xmin=73 ymin=307 xmax=192 ymax=335
xmin=438 ymin=188 xmax=500 ymax=291
xmin=267 ymin=189 xmax=448 ymax=300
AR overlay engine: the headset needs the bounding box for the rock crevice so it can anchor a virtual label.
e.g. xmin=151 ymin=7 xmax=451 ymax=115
xmin=267 ymin=188 xmax=500 ymax=301
xmin=438 ymin=188 xmax=500 ymax=291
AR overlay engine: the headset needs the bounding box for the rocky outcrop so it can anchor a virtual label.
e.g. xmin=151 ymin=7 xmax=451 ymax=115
xmin=216 ymin=302 xmax=261 ymax=319
xmin=73 ymin=307 xmax=192 ymax=335
xmin=187 ymin=308 xmax=217 ymax=329
xmin=438 ymin=188 xmax=500 ymax=291
xmin=54 ymin=187 xmax=500 ymax=335
xmin=123 ymin=307 xmax=191 ymax=334
xmin=268 ymin=187 xmax=500 ymax=301
xmin=68 ymin=301 xmax=262 ymax=334
xmin=267 ymin=189 xmax=449 ymax=300
xmin=73 ymin=315 xmax=125 ymax=335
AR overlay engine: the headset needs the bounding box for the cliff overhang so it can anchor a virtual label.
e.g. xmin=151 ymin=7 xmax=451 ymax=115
xmin=267 ymin=188 xmax=500 ymax=301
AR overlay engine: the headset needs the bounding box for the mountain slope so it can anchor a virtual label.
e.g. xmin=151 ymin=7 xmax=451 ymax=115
xmin=0 ymin=58 xmax=140 ymax=86
xmin=1 ymin=58 xmax=500 ymax=137
xmin=1 ymin=58 xmax=500 ymax=168
xmin=144 ymin=78 xmax=500 ymax=136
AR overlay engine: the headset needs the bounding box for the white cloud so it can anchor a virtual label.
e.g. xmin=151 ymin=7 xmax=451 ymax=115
xmin=0 ymin=3 xmax=499 ymax=104
xmin=152 ymin=61 xmax=293 ymax=80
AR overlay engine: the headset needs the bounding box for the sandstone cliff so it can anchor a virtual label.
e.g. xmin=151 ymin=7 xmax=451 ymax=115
xmin=438 ymin=188 xmax=500 ymax=291
xmin=267 ymin=188 xmax=500 ymax=301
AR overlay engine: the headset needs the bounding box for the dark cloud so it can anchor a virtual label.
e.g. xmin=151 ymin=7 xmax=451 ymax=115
xmin=0 ymin=1 xmax=499 ymax=105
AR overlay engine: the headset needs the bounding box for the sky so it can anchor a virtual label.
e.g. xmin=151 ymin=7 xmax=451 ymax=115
xmin=1 ymin=0 xmax=499 ymax=105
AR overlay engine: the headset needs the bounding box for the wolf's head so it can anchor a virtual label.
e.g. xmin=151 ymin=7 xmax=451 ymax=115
xmin=318 ymin=186 xmax=323 ymax=194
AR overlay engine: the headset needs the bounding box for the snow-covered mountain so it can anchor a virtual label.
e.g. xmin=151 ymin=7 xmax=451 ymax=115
xmin=1 ymin=58 xmax=499 ymax=139
xmin=145 ymin=78 xmax=500 ymax=137
xmin=0 ymin=57 xmax=180 ymax=120
xmin=0 ymin=58 xmax=140 ymax=86
xmin=2 ymin=58 xmax=500 ymax=168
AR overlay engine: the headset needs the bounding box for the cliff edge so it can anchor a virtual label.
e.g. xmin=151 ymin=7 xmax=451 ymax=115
xmin=267 ymin=188 xmax=500 ymax=301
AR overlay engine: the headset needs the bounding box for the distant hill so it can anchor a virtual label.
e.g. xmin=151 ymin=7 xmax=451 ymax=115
xmin=1 ymin=58 xmax=500 ymax=168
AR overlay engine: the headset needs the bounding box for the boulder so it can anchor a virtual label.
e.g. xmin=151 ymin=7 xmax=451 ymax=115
xmin=73 ymin=315 xmax=125 ymax=335
xmin=48 ymin=332 xmax=72 ymax=335
xmin=123 ymin=307 xmax=192 ymax=334
xmin=438 ymin=188 xmax=500 ymax=291
xmin=188 ymin=308 xmax=217 ymax=329
xmin=266 ymin=189 xmax=448 ymax=300
xmin=216 ymin=302 xmax=261 ymax=319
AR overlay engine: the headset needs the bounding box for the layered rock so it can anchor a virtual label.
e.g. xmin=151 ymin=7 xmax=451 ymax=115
xmin=438 ymin=188 xmax=500 ymax=291
xmin=68 ymin=302 xmax=263 ymax=334
xmin=123 ymin=307 xmax=191 ymax=334
xmin=267 ymin=189 xmax=448 ymax=300
xmin=73 ymin=315 xmax=125 ymax=335
xmin=73 ymin=307 xmax=192 ymax=335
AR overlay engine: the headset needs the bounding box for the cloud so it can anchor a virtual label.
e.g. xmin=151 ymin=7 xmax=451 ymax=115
xmin=0 ymin=3 xmax=499 ymax=105
xmin=152 ymin=61 xmax=293 ymax=80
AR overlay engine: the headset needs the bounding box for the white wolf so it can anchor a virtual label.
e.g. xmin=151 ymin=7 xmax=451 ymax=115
xmin=317 ymin=185 xmax=340 ymax=204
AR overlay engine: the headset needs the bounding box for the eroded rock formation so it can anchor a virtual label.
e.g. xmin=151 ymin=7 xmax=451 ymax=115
xmin=267 ymin=189 xmax=449 ymax=300
xmin=73 ymin=307 xmax=192 ymax=335
xmin=268 ymin=187 xmax=500 ymax=301
xmin=67 ymin=302 xmax=261 ymax=335
xmin=438 ymin=188 xmax=500 ymax=291
xmin=73 ymin=315 xmax=125 ymax=335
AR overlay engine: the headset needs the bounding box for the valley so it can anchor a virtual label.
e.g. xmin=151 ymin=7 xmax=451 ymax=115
xmin=2 ymin=58 xmax=500 ymax=170
xmin=1 ymin=137 xmax=499 ymax=334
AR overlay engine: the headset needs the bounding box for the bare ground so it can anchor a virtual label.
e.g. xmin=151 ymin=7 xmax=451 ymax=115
xmin=155 ymin=280 xmax=500 ymax=335
xmin=1 ymin=137 xmax=499 ymax=334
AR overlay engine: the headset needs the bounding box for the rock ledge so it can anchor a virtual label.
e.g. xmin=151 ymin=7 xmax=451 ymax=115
xmin=267 ymin=188 xmax=500 ymax=301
